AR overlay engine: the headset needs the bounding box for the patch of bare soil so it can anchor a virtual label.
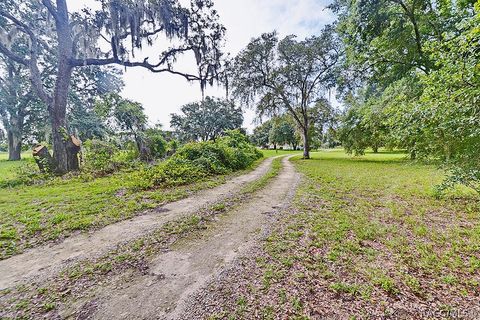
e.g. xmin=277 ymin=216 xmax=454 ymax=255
xmin=64 ymin=156 xmax=299 ymax=320
xmin=0 ymin=158 xmax=275 ymax=290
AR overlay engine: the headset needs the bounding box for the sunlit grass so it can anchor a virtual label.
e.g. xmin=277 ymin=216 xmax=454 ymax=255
xmin=261 ymin=149 xmax=304 ymax=158
xmin=237 ymin=149 xmax=480 ymax=317
xmin=0 ymin=152 xmax=33 ymax=185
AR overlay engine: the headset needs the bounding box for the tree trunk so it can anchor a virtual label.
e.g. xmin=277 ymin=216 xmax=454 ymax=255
xmin=66 ymin=135 xmax=81 ymax=171
xmin=135 ymin=133 xmax=152 ymax=162
xmin=302 ymin=126 xmax=310 ymax=159
xmin=7 ymin=128 xmax=22 ymax=161
xmin=373 ymin=146 xmax=379 ymax=153
xmin=50 ymin=0 xmax=75 ymax=174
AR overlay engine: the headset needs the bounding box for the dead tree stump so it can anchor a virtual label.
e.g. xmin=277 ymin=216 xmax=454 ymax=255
xmin=32 ymin=144 xmax=56 ymax=173
xmin=66 ymin=135 xmax=81 ymax=171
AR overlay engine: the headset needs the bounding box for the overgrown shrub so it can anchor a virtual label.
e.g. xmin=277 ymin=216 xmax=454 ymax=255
xmin=145 ymin=129 xmax=167 ymax=159
xmin=166 ymin=139 xmax=179 ymax=156
xmin=175 ymin=142 xmax=231 ymax=174
xmin=129 ymin=130 xmax=262 ymax=191
xmin=82 ymin=140 xmax=137 ymax=176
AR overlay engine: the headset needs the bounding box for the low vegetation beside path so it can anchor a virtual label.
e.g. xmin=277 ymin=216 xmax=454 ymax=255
xmin=0 ymin=131 xmax=262 ymax=259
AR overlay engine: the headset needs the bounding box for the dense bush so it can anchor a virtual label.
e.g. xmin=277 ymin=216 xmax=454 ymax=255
xmin=145 ymin=130 xmax=167 ymax=159
xmin=82 ymin=140 xmax=138 ymax=176
xmin=129 ymin=130 xmax=262 ymax=191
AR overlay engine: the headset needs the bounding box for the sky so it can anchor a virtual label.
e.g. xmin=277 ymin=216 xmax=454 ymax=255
xmin=69 ymin=0 xmax=337 ymax=131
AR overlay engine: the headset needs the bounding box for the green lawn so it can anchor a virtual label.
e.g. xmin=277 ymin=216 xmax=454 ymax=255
xmin=0 ymin=152 xmax=33 ymax=186
xmin=217 ymin=150 xmax=480 ymax=318
xmin=0 ymin=156 xmax=265 ymax=260
xmin=261 ymin=149 xmax=303 ymax=158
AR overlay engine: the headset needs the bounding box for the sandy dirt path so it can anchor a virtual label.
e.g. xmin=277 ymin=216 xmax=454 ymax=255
xmin=70 ymin=156 xmax=299 ymax=320
xmin=0 ymin=158 xmax=275 ymax=290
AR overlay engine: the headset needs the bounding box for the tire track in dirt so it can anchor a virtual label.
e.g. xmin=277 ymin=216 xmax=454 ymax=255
xmin=0 ymin=157 xmax=276 ymax=290
xmin=71 ymin=156 xmax=299 ymax=320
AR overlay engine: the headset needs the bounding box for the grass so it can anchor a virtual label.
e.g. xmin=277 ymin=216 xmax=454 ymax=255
xmin=240 ymin=157 xmax=282 ymax=194
xmin=0 ymin=152 xmax=32 ymax=185
xmin=212 ymin=149 xmax=480 ymax=318
xmin=0 ymin=156 xmax=266 ymax=259
xmin=261 ymin=149 xmax=303 ymax=158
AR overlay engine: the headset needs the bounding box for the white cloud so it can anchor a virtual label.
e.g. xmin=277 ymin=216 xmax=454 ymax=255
xmin=68 ymin=0 xmax=337 ymax=131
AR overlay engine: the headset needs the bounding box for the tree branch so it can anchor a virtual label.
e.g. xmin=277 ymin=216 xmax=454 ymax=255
xmin=0 ymin=43 xmax=28 ymax=65
xmin=41 ymin=0 xmax=59 ymax=22
xmin=70 ymin=57 xmax=208 ymax=82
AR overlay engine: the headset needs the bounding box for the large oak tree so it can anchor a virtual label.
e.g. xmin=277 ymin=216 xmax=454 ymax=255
xmin=170 ymin=96 xmax=243 ymax=142
xmin=0 ymin=0 xmax=224 ymax=173
xmin=0 ymin=58 xmax=38 ymax=160
xmin=230 ymin=27 xmax=340 ymax=159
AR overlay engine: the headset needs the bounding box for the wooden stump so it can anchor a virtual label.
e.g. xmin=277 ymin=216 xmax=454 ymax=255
xmin=32 ymin=144 xmax=56 ymax=173
xmin=66 ymin=135 xmax=81 ymax=171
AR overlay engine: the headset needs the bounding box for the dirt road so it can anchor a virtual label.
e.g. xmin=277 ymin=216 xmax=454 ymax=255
xmin=68 ymin=156 xmax=299 ymax=320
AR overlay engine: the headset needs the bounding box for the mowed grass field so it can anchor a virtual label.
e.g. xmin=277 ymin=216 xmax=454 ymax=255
xmin=260 ymin=149 xmax=303 ymax=158
xmin=0 ymin=152 xmax=33 ymax=185
xmin=215 ymin=150 xmax=480 ymax=318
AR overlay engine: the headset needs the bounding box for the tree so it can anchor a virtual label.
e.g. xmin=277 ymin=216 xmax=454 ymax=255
xmin=309 ymin=98 xmax=337 ymax=150
xmin=170 ymin=96 xmax=243 ymax=142
xmin=332 ymin=0 xmax=480 ymax=193
xmin=0 ymin=54 xmax=123 ymax=161
xmin=268 ymin=117 xmax=298 ymax=150
xmin=68 ymin=66 xmax=124 ymax=141
xmin=144 ymin=127 xmax=167 ymax=159
xmin=339 ymin=92 xmax=389 ymax=155
xmin=250 ymin=121 xmax=272 ymax=149
xmin=96 ymin=93 xmax=152 ymax=161
xmin=0 ymin=0 xmax=225 ymax=173
xmin=231 ymin=27 xmax=340 ymax=159
xmin=0 ymin=58 xmax=35 ymax=160
xmin=331 ymin=0 xmax=471 ymax=89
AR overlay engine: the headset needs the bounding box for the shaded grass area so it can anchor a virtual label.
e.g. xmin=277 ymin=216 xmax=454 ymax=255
xmin=0 ymin=157 xmax=284 ymax=319
xmin=206 ymin=150 xmax=480 ymax=319
xmin=0 ymin=157 xmax=266 ymax=260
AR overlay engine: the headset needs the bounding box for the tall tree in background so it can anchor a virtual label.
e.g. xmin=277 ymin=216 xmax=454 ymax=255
xmin=171 ymin=97 xmax=243 ymax=142
xmin=339 ymin=93 xmax=388 ymax=154
xmin=269 ymin=117 xmax=299 ymax=150
xmin=95 ymin=93 xmax=151 ymax=161
xmin=250 ymin=121 xmax=273 ymax=149
xmin=0 ymin=0 xmax=225 ymax=173
xmin=68 ymin=66 xmax=124 ymax=141
xmin=0 ymin=58 xmax=43 ymax=160
xmin=231 ymin=27 xmax=340 ymax=159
